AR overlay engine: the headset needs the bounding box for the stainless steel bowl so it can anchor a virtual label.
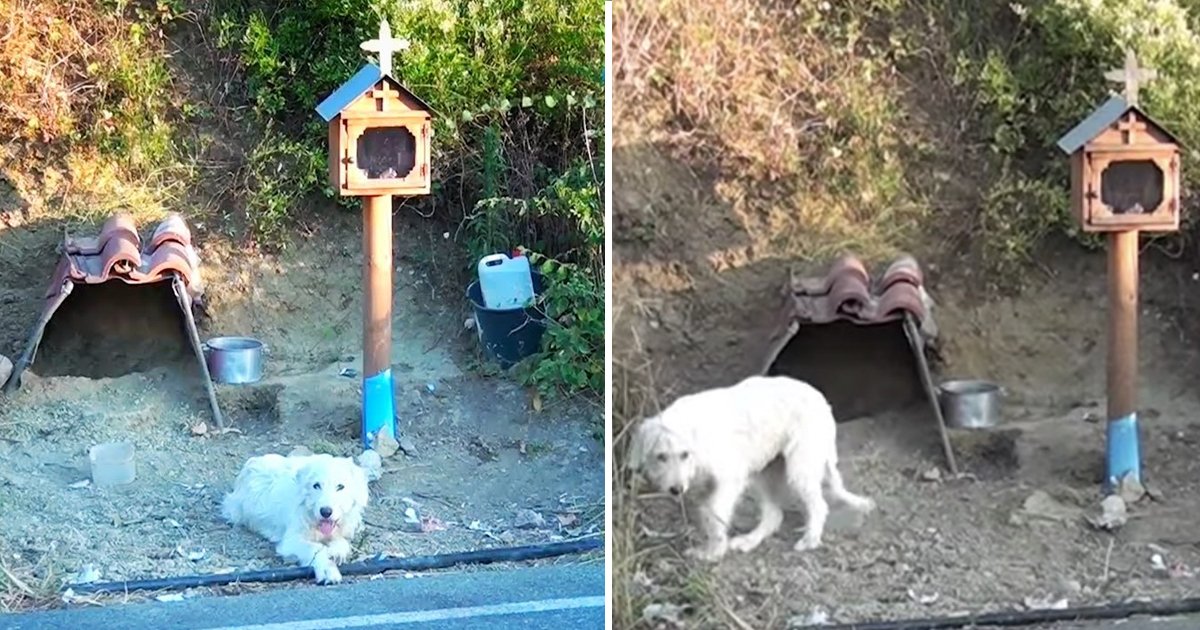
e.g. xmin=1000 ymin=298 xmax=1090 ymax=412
xmin=203 ymin=336 xmax=264 ymax=384
xmin=937 ymin=379 xmax=1003 ymax=429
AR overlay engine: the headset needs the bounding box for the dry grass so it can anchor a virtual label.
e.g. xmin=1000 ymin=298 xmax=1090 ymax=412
xmin=0 ymin=550 xmax=66 ymax=613
xmin=0 ymin=0 xmax=203 ymax=230
xmin=614 ymin=0 xmax=939 ymax=266
xmin=612 ymin=321 xmax=757 ymax=630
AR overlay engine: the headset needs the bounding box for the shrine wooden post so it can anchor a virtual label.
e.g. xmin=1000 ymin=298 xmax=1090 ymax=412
xmin=315 ymin=19 xmax=435 ymax=448
xmin=1056 ymin=50 xmax=1182 ymax=490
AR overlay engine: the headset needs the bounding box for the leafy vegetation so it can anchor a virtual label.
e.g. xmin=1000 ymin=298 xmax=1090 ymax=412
xmin=210 ymin=0 xmax=605 ymax=396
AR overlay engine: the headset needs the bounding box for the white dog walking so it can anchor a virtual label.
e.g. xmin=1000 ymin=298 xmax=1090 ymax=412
xmin=628 ymin=375 xmax=875 ymax=561
xmin=222 ymin=453 xmax=370 ymax=584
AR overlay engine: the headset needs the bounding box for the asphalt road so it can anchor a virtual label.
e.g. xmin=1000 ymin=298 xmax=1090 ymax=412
xmin=0 ymin=563 xmax=604 ymax=630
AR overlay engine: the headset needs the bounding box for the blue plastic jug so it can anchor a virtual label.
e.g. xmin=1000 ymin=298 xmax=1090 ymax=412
xmin=477 ymin=253 xmax=535 ymax=310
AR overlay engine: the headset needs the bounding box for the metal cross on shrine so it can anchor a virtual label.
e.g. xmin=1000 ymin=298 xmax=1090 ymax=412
xmin=1104 ymin=49 xmax=1157 ymax=107
xmin=360 ymin=18 xmax=410 ymax=76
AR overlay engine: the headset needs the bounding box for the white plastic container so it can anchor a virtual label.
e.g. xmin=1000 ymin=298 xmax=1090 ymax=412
xmin=477 ymin=253 xmax=535 ymax=310
xmin=89 ymin=441 xmax=136 ymax=487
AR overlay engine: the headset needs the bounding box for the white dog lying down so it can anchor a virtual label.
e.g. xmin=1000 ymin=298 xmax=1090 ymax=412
xmin=222 ymin=453 xmax=370 ymax=584
xmin=628 ymin=375 xmax=875 ymax=561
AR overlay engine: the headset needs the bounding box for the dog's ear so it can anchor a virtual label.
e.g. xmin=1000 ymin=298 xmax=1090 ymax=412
xmin=350 ymin=461 xmax=370 ymax=508
xmin=293 ymin=463 xmax=313 ymax=489
xmin=624 ymin=419 xmax=651 ymax=473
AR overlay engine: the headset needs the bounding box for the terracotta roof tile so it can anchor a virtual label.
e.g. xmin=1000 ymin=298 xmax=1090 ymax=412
xmin=787 ymin=254 xmax=935 ymax=334
xmin=54 ymin=212 xmax=203 ymax=295
xmin=3 ymin=213 xmax=206 ymax=393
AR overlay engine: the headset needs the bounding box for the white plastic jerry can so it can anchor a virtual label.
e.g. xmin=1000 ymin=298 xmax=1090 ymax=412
xmin=477 ymin=252 xmax=535 ymax=309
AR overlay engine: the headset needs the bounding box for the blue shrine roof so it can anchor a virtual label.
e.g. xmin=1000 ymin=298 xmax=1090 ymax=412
xmin=315 ymin=64 xmax=434 ymax=121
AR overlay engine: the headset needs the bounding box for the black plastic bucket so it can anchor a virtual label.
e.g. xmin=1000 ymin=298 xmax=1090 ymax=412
xmin=466 ymin=272 xmax=548 ymax=369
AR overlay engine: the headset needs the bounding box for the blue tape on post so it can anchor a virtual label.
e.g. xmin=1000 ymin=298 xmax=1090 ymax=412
xmin=1106 ymin=412 xmax=1141 ymax=487
xmin=362 ymin=368 xmax=396 ymax=448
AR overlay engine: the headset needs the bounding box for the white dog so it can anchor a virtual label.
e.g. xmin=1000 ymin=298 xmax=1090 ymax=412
xmin=222 ymin=453 xmax=370 ymax=584
xmin=628 ymin=375 xmax=875 ymax=561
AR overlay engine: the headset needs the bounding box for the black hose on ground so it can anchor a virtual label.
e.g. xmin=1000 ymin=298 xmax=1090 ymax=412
xmin=805 ymin=596 xmax=1200 ymax=630
xmin=67 ymin=536 xmax=603 ymax=595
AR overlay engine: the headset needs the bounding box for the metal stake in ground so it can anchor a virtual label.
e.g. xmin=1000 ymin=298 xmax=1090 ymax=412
xmin=314 ymin=17 xmax=436 ymax=448
xmin=1102 ymin=50 xmax=1156 ymax=487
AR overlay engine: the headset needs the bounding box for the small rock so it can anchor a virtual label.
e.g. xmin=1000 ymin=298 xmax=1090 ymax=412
xmin=0 ymin=354 xmax=12 ymax=387
xmin=339 ymin=367 xmax=358 ymax=378
xmin=467 ymin=520 xmax=485 ymax=531
xmin=1086 ymin=495 xmax=1127 ymax=530
xmin=642 ymin=602 xmax=686 ymax=625
xmin=515 ymin=508 xmax=545 ymax=529
xmin=1151 ymin=553 xmax=1168 ymax=575
xmin=400 ymin=505 xmax=423 ymax=533
xmin=1117 ymin=474 xmax=1146 ymax=504
xmin=398 ymin=435 xmax=417 ymax=457
xmin=425 ymin=383 xmax=436 ymax=394
xmin=907 ymin=588 xmax=939 ymax=605
xmin=68 ymin=479 xmax=91 ymax=489
xmin=374 ymin=432 xmax=400 ymax=458
xmin=1144 ymin=481 xmax=1165 ymax=502
xmin=155 ymin=593 xmax=185 ymax=603
xmin=70 ymin=565 xmax=101 ymax=585
xmin=464 ymin=317 xmax=476 ymax=331
xmin=919 ymin=467 xmax=942 ymax=483
xmin=288 ymin=446 xmax=313 ymax=457
xmin=788 ymin=608 xmax=831 ymax=627
xmin=1023 ymin=595 xmax=1069 ymax=610
xmin=1019 ymin=490 xmax=1079 ymax=523
xmin=190 ymin=422 xmax=208 ymax=436
xmin=356 ymin=450 xmax=383 ymax=482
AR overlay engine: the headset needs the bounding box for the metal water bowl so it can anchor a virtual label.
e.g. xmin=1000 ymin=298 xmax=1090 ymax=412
xmin=938 ymin=379 xmax=1003 ymax=429
xmin=203 ymin=336 xmax=265 ymax=384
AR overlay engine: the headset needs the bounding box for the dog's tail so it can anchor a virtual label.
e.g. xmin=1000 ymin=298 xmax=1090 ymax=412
xmin=823 ymin=458 xmax=874 ymax=512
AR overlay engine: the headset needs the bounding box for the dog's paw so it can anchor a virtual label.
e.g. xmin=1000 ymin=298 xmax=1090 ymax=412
xmin=852 ymin=497 xmax=877 ymax=514
xmin=685 ymin=544 xmax=728 ymax=562
xmin=792 ymin=536 xmax=822 ymax=552
xmin=313 ymin=561 xmax=343 ymax=585
xmin=327 ymin=539 xmax=352 ymax=564
xmin=728 ymin=535 xmax=763 ymax=553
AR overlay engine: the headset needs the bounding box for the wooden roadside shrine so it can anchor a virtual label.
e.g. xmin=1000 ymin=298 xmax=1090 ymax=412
xmin=1055 ymin=49 xmax=1183 ymax=489
xmin=315 ymin=18 xmax=435 ymax=448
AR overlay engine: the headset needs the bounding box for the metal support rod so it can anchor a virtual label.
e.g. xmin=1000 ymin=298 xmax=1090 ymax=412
xmin=361 ymin=194 xmax=396 ymax=448
xmin=173 ymin=275 xmax=224 ymax=429
xmin=903 ymin=313 xmax=958 ymax=475
xmin=1106 ymin=230 xmax=1140 ymax=486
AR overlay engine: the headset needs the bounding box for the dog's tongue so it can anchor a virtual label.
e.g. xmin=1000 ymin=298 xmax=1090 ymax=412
xmin=317 ymin=519 xmax=336 ymax=536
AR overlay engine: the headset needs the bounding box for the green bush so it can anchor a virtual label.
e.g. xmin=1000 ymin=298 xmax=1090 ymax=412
xmin=212 ymin=0 xmax=605 ymax=396
xmin=926 ymin=0 xmax=1200 ymax=277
